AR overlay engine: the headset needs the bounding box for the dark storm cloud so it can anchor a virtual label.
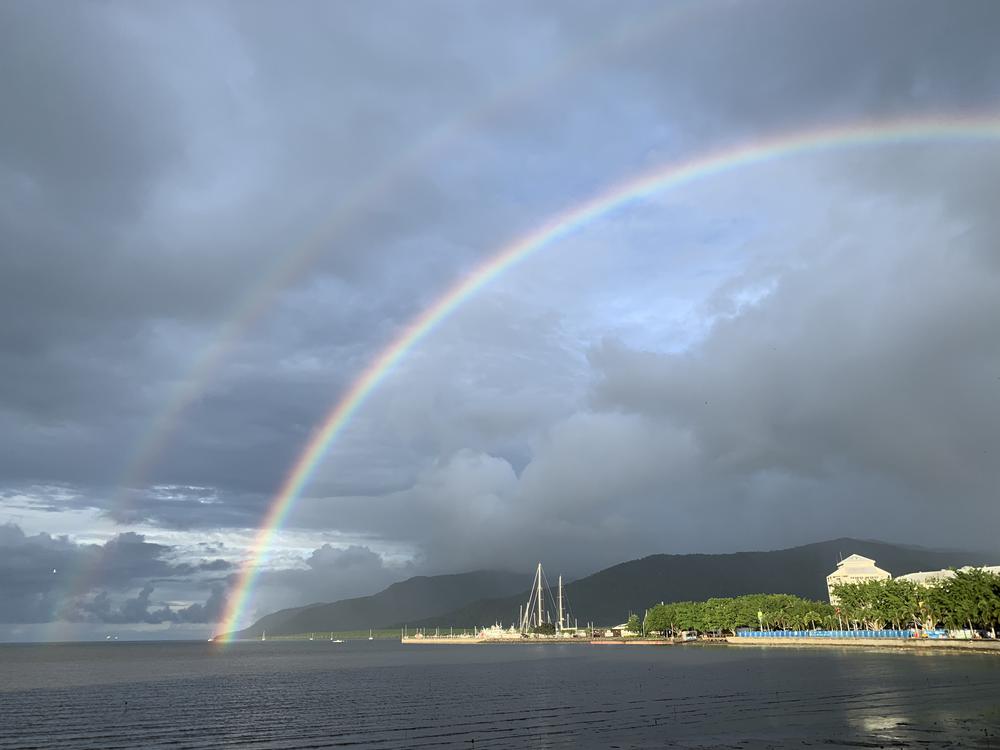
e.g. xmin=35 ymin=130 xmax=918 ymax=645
xmin=0 ymin=0 xmax=588 ymax=498
xmin=614 ymin=0 xmax=1000 ymax=138
xmin=68 ymin=583 xmax=226 ymax=625
xmin=590 ymin=250 xmax=1000 ymax=490
xmin=0 ymin=524 xmax=229 ymax=624
xmin=6 ymin=0 xmax=998 ymax=500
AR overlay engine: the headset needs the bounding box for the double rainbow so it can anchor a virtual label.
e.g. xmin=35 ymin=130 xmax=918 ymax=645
xmin=216 ymin=113 xmax=1000 ymax=638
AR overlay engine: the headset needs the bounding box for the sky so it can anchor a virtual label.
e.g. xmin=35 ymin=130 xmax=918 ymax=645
xmin=2 ymin=0 xmax=999 ymax=641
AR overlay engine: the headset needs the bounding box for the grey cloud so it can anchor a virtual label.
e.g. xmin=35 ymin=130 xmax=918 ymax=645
xmin=68 ymin=583 xmax=226 ymax=625
xmin=0 ymin=0 xmax=579 ymax=498
xmin=249 ymin=544 xmax=413 ymax=616
xmin=0 ymin=3 xmax=179 ymax=218
xmin=618 ymin=1 xmax=1000 ymax=140
xmin=0 ymin=523 xmax=229 ymax=624
xmin=284 ymin=193 xmax=1000 ymax=578
xmin=306 ymin=544 xmax=382 ymax=571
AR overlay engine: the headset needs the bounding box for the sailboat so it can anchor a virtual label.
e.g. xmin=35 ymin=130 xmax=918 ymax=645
xmin=261 ymin=630 xmax=266 ymax=642
xmin=368 ymin=628 xmax=374 ymax=641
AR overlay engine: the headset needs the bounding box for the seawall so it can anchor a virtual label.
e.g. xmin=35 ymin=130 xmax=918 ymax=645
xmin=727 ymin=636 xmax=1000 ymax=653
xmin=401 ymin=637 xmax=674 ymax=645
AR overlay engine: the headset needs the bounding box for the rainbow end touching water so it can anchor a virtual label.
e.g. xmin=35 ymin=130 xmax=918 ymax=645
xmin=214 ymin=112 xmax=1000 ymax=640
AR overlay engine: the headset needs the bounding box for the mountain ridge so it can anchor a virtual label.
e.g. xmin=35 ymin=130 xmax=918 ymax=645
xmin=226 ymin=538 xmax=996 ymax=638
xmin=225 ymin=569 xmax=528 ymax=639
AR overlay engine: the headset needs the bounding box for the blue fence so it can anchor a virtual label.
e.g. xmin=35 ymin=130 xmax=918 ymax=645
xmin=735 ymin=629 xmax=916 ymax=639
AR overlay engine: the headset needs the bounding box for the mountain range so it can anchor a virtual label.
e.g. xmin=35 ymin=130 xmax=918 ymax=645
xmin=226 ymin=538 xmax=995 ymax=639
xmin=227 ymin=570 xmax=527 ymax=640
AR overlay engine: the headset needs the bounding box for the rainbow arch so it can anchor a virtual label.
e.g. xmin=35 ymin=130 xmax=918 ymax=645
xmin=216 ymin=112 xmax=1000 ymax=638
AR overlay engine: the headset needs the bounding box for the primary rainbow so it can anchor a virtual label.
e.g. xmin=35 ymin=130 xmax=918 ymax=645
xmin=216 ymin=112 xmax=1000 ymax=639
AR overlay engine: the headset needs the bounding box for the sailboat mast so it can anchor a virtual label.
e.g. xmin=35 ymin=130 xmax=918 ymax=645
xmin=558 ymin=575 xmax=563 ymax=631
xmin=536 ymin=562 xmax=543 ymax=627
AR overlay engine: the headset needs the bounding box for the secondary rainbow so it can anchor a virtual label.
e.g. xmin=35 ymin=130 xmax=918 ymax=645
xmin=216 ymin=112 xmax=1000 ymax=639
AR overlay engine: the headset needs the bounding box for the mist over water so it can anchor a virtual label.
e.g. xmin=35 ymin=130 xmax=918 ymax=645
xmin=2 ymin=641 xmax=998 ymax=748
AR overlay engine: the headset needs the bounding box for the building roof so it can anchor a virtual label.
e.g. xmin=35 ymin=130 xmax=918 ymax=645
xmin=898 ymin=565 xmax=1000 ymax=584
xmin=826 ymin=553 xmax=891 ymax=582
xmin=836 ymin=554 xmax=876 ymax=567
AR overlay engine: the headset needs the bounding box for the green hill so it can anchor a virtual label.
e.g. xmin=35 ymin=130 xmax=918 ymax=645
xmin=222 ymin=569 xmax=527 ymax=640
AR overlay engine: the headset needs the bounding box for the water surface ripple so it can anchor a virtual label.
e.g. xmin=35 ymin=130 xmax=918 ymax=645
xmin=1 ymin=641 xmax=998 ymax=748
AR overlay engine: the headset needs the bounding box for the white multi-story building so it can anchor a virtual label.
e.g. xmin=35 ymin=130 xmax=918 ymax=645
xmin=826 ymin=554 xmax=892 ymax=604
xmin=897 ymin=565 xmax=1000 ymax=586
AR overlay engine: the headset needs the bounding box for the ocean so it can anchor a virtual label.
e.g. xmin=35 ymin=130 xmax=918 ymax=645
xmin=1 ymin=640 xmax=998 ymax=748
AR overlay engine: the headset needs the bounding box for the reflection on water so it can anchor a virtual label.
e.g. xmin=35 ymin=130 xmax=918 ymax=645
xmin=855 ymin=714 xmax=908 ymax=732
xmin=0 ymin=641 xmax=998 ymax=748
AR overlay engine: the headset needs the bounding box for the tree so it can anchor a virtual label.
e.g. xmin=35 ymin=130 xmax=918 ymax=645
xmin=625 ymin=613 xmax=641 ymax=633
xmin=831 ymin=570 xmax=1000 ymax=635
xmin=641 ymin=595 xmax=834 ymax=636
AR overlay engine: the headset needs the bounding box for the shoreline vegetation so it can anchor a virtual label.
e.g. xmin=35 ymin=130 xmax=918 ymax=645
xmin=642 ymin=568 xmax=1000 ymax=638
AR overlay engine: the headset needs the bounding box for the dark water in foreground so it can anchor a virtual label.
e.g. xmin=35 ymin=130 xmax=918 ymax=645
xmin=1 ymin=641 xmax=999 ymax=749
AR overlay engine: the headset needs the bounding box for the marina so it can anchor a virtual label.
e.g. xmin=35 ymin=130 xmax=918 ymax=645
xmin=401 ymin=563 xmax=602 ymax=644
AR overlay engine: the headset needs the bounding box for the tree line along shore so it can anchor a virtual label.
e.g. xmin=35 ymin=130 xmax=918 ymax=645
xmin=641 ymin=568 xmax=1000 ymax=638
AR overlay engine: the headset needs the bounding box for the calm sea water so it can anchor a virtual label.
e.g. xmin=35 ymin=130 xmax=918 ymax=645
xmin=1 ymin=640 xmax=998 ymax=748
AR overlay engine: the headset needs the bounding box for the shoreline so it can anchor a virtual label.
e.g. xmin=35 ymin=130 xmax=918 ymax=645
xmin=399 ymin=635 xmax=1000 ymax=653
xmin=401 ymin=637 xmax=676 ymax=645
xmin=726 ymin=636 xmax=1000 ymax=653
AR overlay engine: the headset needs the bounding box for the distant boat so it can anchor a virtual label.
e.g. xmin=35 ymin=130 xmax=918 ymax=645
xmin=368 ymin=629 xmax=374 ymax=641
xmin=331 ymin=639 xmax=344 ymax=643
xmin=261 ymin=630 xmax=266 ymax=642
xmin=309 ymin=633 xmax=314 ymax=641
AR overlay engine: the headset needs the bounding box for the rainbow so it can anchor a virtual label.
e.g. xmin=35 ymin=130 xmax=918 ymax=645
xmin=215 ymin=112 xmax=1000 ymax=638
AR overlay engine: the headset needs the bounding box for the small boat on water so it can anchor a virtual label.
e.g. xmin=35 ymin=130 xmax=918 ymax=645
xmin=368 ymin=629 xmax=374 ymax=641
xmin=331 ymin=639 xmax=344 ymax=643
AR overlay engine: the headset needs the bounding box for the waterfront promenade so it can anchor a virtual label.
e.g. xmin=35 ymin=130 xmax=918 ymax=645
xmin=401 ymin=636 xmax=676 ymax=645
xmin=727 ymin=635 xmax=1000 ymax=653
xmin=401 ymin=634 xmax=1000 ymax=652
